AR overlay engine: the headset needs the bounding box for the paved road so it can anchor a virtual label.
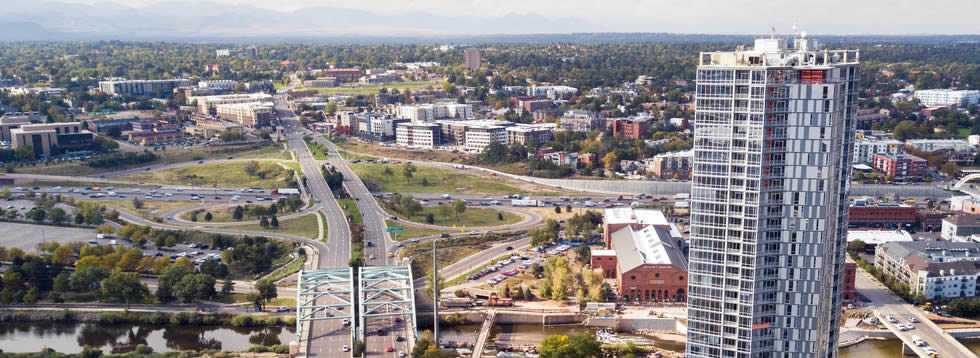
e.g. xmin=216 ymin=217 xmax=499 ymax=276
xmin=275 ymin=93 xmax=354 ymax=357
xmin=337 ymin=144 xmax=960 ymax=198
xmin=94 ymin=157 xmax=288 ymax=179
xmin=855 ymin=266 xmax=975 ymax=357
xmin=316 ymin=137 xmax=414 ymax=355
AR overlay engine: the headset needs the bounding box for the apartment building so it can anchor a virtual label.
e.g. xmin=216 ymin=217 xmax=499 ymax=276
xmin=649 ymin=150 xmax=692 ymax=179
xmin=876 ymin=241 xmax=980 ymax=299
xmin=198 ymin=80 xmax=237 ymax=90
xmin=215 ymin=102 xmax=275 ymax=128
xmin=98 ymin=79 xmax=191 ymax=96
xmin=687 ymin=37 xmax=860 ymax=358
xmin=462 ymin=122 xmax=509 ymax=152
xmin=871 ymin=153 xmax=927 ymax=179
xmin=528 ymin=85 xmax=578 ymax=100
xmin=560 ymin=116 xmax=606 ymax=132
xmin=611 ymin=116 xmax=652 ymax=139
xmin=505 ymin=124 xmax=554 ymax=146
xmin=10 ymin=122 xmax=94 ymax=157
xmin=913 ymin=89 xmax=980 ymax=107
xmin=905 ymin=139 xmax=975 ymax=153
xmin=542 ymin=151 xmax=579 ymax=168
xmin=941 ymin=214 xmax=980 ymax=242
xmin=395 ymin=122 xmax=441 ymax=149
xmin=398 ymin=103 xmax=473 ymax=122
xmin=852 ymin=139 xmax=903 ymax=164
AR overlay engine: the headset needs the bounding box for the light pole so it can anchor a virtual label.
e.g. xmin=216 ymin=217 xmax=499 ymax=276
xmin=432 ymin=239 xmax=439 ymax=346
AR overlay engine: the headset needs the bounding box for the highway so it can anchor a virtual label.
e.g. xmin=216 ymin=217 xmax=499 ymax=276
xmin=315 ymin=137 xmax=414 ymax=356
xmin=274 ymin=93 xmax=354 ymax=357
xmin=855 ymin=266 xmax=975 ymax=358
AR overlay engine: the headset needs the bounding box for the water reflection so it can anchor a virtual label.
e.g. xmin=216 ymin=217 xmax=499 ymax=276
xmin=0 ymin=322 xmax=295 ymax=353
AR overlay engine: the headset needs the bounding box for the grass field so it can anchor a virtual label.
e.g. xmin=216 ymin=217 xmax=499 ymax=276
xmin=221 ymin=213 xmax=320 ymax=239
xmin=261 ymin=253 xmax=307 ymax=282
xmin=331 ymin=138 xmax=468 ymax=164
xmin=97 ymin=199 xmax=198 ymax=220
xmin=385 ymin=219 xmax=453 ymax=241
xmin=306 ymin=139 xmax=329 ymax=160
xmin=392 ymin=206 xmax=522 ymax=228
xmin=16 ymin=181 xmax=160 ymax=189
xmin=300 ymin=79 xmax=445 ymax=96
xmin=16 ymin=142 xmax=288 ymax=177
xmin=179 ymin=202 xmax=288 ymax=223
xmin=337 ymin=198 xmax=363 ymax=225
xmin=352 ymin=163 xmax=528 ymax=195
xmin=119 ymin=161 xmax=295 ymax=189
xmin=279 ymin=161 xmax=301 ymax=173
xmin=318 ymin=211 xmax=327 ymax=241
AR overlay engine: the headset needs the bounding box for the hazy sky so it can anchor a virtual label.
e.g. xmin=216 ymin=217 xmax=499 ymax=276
xmin=53 ymin=0 xmax=980 ymax=34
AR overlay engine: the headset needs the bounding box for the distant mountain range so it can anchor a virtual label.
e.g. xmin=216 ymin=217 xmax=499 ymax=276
xmin=0 ymin=1 xmax=977 ymax=43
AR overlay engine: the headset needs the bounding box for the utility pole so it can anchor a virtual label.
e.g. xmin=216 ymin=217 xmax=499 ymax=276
xmin=432 ymin=239 xmax=439 ymax=346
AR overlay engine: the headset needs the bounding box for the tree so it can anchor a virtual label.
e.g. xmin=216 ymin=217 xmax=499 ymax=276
xmin=156 ymin=263 xmax=193 ymax=301
xmin=204 ymin=212 xmax=213 ymax=222
xmin=555 ymin=206 xmax=562 ymax=214
xmin=0 ymin=187 xmax=10 ymax=199
xmin=95 ymin=223 xmax=115 ymax=236
xmin=382 ymin=166 xmax=394 ymax=181
xmin=132 ymin=197 xmax=144 ymax=210
xmin=222 ymin=278 xmax=235 ymax=295
xmin=259 ymin=216 xmax=270 ymax=228
xmin=893 ymin=120 xmax=919 ymax=140
xmin=941 ymin=162 xmax=961 ymax=177
xmin=74 ymin=212 xmax=85 ymax=225
xmin=848 ymin=240 xmax=868 ymax=253
xmin=27 ymin=208 xmax=46 ymax=223
xmin=52 ymin=273 xmax=70 ymax=293
xmin=100 ymin=270 xmax=148 ymax=308
xmin=23 ymin=287 xmax=40 ymax=304
xmin=70 ymin=266 xmax=109 ymax=294
xmin=174 ymin=274 xmax=217 ymax=303
xmin=402 ymin=162 xmax=417 ymax=182
xmin=325 ymin=102 xmax=338 ymax=115
xmin=255 ymin=278 xmax=278 ymax=307
xmin=270 ymin=215 xmax=279 ymax=228
xmin=348 ymin=251 xmax=365 ymax=269
xmin=232 ymin=206 xmax=244 ymax=221
xmin=49 ymin=208 xmax=68 ymax=225
xmin=52 ymin=245 xmax=75 ymax=265
xmin=575 ymin=245 xmax=591 ymax=265
xmin=244 ymin=161 xmax=260 ymax=179
xmin=452 ymin=199 xmax=466 ymax=223
xmin=538 ymin=333 xmax=601 ymax=358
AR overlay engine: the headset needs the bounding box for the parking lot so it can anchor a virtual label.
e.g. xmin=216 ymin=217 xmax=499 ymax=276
xmin=0 ymin=221 xmax=105 ymax=252
xmin=464 ymin=242 xmax=575 ymax=287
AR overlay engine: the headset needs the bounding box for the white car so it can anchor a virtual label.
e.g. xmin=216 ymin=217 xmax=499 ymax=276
xmin=53 ymin=186 xmax=62 ymax=190
xmin=342 ymin=345 xmax=349 ymax=352
xmin=908 ymin=316 xmax=919 ymax=323
xmin=885 ymin=315 xmax=897 ymax=323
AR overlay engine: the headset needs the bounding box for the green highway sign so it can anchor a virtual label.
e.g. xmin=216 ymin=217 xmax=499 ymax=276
xmin=386 ymin=227 xmax=404 ymax=232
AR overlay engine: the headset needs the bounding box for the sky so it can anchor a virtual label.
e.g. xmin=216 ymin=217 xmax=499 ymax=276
xmin=44 ymin=0 xmax=980 ymax=35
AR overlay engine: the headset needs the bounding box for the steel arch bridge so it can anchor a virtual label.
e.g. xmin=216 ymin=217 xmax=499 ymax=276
xmin=359 ymin=265 xmax=418 ymax=346
xmin=295 ymin=268 xmax=355 ymax=342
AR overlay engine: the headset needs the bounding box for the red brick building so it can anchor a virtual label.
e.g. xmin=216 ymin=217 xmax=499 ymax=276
xmin=520 ymin=99 xmax=553 ymax=112
xmin=842 ymin=262 xmax=857 ymax=301
xmin=611 ymin=117 xmax=651 ymax=139
xmin=871 ymin=153 xmax=927 ymax=179
xmin=323 ymin=68 xmax=362 ymax=82
xmin=848 ymin=204 xmax=917 ymax=228
xmin=591 ymin=249 xmax=617 ymax=279
xmin=603 ymin=225 xmax=688 ymax=302
xmin=917 ymin=211 xmax=955 ymax=231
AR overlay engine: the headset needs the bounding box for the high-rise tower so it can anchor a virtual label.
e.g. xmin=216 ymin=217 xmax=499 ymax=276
xmin=686 ymin=36 xmax=860 ymax=358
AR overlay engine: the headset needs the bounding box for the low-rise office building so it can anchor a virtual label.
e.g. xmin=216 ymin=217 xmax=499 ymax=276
xmin=913 ymin=89 xmax=980 ymax=107
xmin=505 ymin=124 xmax=554 ymax=146
xmin=215 ymin=102 xmax=275 ymax=128
xmin=395 ymin=122 xmax=441 ymax=149
xmin=611 ymin=117 xmax=652 ymax=139
xmin=875 ymin=241 xmax=980 ymax=299
xmin=598 ymin=224 xmax=688 ymax=302
xmin=848 ymin=203 xmax=917 ymax=228
xmin=10 ymin=122 xmax=94 ymax=157
xmin=191 ymin=93 xmax=273 ymax=115
xmin=98 ymin=79 xmax=191 ymax=96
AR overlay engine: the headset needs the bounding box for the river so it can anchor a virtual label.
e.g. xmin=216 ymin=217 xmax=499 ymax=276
xmin=0 ymin=321 xmax=296 ymax=353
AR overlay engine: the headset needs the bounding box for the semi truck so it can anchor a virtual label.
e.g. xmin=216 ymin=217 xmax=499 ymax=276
xmin=511 ymin=199 xmax=541 ymax=207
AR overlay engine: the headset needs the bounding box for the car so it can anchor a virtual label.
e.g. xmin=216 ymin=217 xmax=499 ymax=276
xmin=396 ymin=336 xmax=405 ymax=342
xmin=388 ymin=252 xmax=394 ymax=258
xmin=342 ymin=318 xmax=350 ymax=326
xmin=469 ymin=231 xmax=478 ymax=235
xmin=908 ymin=316 xmax=919 ymax=323
xmin=886 ymin=315 xmax=897 ymax=323
xmin=505 ymin=246 xmax=513 ymax=250
xmin=145 ymin=167 xmax=151 ymax=171
xmin=276 ymin=306 xmax=290 ymax=312
xmin=441 ymin=233 xmax=450 ymax=238
xmin=198 ymin=160 xmax=204 ymax=164
xmin=394 ymin=317 xmax=402 ymax=323
xmin=342 ymin=345 xmax=350 ymax=352
xmin=367 ymin=241 xmax=374 ymax=247
xmin=399 ymin=352 xmax=406 ymax=357
xmin=385 ymin=345 xmax=393 ymax=352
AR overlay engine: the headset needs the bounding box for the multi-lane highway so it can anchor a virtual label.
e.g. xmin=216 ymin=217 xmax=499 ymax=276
xmin=275 ymin=93 xmax=354 ymax=357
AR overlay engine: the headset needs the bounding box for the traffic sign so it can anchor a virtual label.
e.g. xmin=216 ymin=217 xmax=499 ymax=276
xmin=386 ymin=227 xmax=404 ymax=232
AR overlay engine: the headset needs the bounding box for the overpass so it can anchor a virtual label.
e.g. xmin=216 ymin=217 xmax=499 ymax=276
xmin=360 ymin=265 xmax=418 ymax=356
xmin=296 ymin=269 xmax=355 ymax=356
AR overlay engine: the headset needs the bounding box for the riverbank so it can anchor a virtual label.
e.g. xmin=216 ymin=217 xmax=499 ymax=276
xmin=0 ymin=309 xmax=295 ymax=328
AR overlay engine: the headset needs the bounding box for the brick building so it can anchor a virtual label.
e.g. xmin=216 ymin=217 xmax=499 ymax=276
xmin=603 ymin=225 xmax=688 ymax=302
xmin=871 ymin=153 xmax=927 ymax=179
xmin=848 ymin=204 xmax=917 ymax=228
xmin=842 ymin=262 xmax=857 ymax=301
xmin=602 ymin=207 xmax=674 ymax=247
xmin=611 ymin=117 xmax=651 ymax=139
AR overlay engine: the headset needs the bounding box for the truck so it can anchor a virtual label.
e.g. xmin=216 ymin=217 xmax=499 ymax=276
xmin=511 ymin=199 xmax=541 ymax=207
xmin=272 ymin=188 xmax=300 ymax=195
xmin=617 ymin=195 xmax=635 ymax=201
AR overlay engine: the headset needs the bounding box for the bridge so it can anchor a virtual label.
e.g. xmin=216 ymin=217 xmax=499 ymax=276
xmin=472 ymin=310 xmax=497 ymax=358
xmin=296 ymin=268 xmax=355 ymax=357
xmin=953 ymin=172 xmax=980 ymax=189
xmin=359 ymin=265 xmax=418 ymax=356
